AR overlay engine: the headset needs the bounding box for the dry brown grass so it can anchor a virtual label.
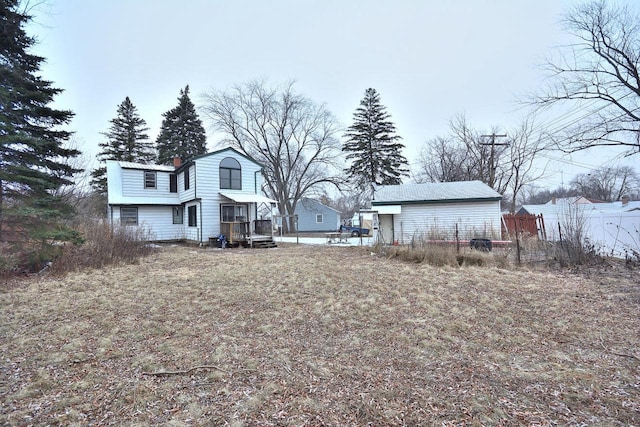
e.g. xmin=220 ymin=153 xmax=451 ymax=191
xmin=1 ymin=244 xmax=638 ymax=425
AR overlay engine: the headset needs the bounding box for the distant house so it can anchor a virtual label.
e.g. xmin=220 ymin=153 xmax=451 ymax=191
xmin=371 ymin=181 xmax=502 ymax=245
xmin=106 ymin=147 xmax=277 ymax=246
xmin=294 ymin=198 xmax=341 ymax=232
xmin=519 ymin=196 xmax=640 ymax=257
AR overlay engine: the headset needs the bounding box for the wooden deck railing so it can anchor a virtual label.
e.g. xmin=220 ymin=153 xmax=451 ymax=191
xmin=220 ymin=221 xmax=250 ymax=243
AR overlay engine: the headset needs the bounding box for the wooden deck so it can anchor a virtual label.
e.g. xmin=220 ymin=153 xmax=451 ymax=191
xmin=218 ymin=221 xmax=277 ymax=248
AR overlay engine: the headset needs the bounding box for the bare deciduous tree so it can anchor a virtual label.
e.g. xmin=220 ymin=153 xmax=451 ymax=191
xmin=534 ymin=1 xmax=640 ymax=156
xmin=416 ymin=114 xmax=510 ymax=191
xmin=502 ymin=117 xmax=547 ymax=212
xmin=417 ymin=114 xmax=546 ymax=211
xmin=570 ymin=166 xmax=639 ymax=201
xmin=201 ymin=81 xmax=344 ymax=232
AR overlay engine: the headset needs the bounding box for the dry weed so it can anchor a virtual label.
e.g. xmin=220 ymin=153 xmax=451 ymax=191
xmin=0 ymin=244 xmax=638 ymax=425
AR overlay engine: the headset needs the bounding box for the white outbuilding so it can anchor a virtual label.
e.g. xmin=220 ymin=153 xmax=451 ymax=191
xmin=371 ymin=181 xmax=502 ymax=245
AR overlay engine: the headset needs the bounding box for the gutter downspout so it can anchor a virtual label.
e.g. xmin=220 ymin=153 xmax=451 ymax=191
xmin=199 ymin=200 xmax=203 ymax=244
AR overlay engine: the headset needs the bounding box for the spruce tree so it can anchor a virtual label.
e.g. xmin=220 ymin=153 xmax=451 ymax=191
xmin=156 ymin=85 xmax=207 ymax=165
xmin=343 ymin=88 xmax=409 ymax=187
xmin=91 ymin=97 xmax=154 ymax=193
xmin=0 ymin=0 xmax=82 ymax=252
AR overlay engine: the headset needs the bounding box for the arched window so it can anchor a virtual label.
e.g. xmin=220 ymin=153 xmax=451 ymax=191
xmin=220 ymin=157 xmax=241 ymax=190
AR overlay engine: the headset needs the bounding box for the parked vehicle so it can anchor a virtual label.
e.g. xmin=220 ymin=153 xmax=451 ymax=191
xmin=339 ymin=224 xmax=370 ymax=237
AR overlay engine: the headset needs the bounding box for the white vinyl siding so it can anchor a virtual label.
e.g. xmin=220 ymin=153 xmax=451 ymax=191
xmin=173 ymin=206 xmax=184 ymax=224
xmin=178 ymin=166 xmax=196 ymax=203
xmin=117 ymin=167 xmax=180 ymax=204
xmin=120 ymin=207 xmax=138 ymax=225
xmin=194 ymin=151 xmax=264 ymax=241
xmin=391 ymin=201 xmax=501 ymax=243
xmin=111 ymin=206 xmax=186 ymax=241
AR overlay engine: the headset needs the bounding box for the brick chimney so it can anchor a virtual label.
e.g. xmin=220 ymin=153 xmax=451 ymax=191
xmin=173 ymin=157 xmax=182 ymax=168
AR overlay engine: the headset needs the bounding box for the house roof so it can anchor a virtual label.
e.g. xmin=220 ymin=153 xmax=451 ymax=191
xmin=297 ymin=197 xmax=341 ymax=213
xmin=372 ymin=181 xmax=502 ymax=205
xmin=175 ymin=147 xmax=264 ymax=173
xmin=118 ymin=161 xmax=175 ymax=172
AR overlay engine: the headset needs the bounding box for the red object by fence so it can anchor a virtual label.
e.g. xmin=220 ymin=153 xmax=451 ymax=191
xmin=502 ymin=214 xmax=546 ymax=240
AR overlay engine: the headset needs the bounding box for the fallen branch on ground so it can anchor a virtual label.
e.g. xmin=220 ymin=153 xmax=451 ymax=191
xmin=142 ymin=365 xmax=230 ymax=376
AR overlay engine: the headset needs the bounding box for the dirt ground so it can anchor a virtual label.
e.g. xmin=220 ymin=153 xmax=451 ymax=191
xmin=1 ymin=244 xmax=638 ymax=425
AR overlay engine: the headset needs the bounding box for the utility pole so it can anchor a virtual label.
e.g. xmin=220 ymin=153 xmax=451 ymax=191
xmin=480 ymin=133 xmax=508 ymax=188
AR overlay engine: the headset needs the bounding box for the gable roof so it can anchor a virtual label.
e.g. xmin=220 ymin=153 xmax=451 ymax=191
xmin=175 ymin=147 xmax=263 ymax=173
xmin=296 ymin=197 xmax=341 ymax=214
xmin=372 ymin=181 xmax=502 ymax=205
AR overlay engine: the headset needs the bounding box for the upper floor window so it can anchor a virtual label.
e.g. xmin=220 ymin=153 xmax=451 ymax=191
xmin=316 ymin=214 xmax=324 ymax=223
xmin=169 ymin=174 xmax=177 ymax=193
xmin=220 ymin=157 xmax=241 ymax=190
xmin=144 ymin=171 xmax=156 ymax=189
xmin=184 ymin=166 xmax=190 ymax=190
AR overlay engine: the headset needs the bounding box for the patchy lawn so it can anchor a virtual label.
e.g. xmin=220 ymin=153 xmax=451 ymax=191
xmin=1 ymin=244 xmax=638 ymax=426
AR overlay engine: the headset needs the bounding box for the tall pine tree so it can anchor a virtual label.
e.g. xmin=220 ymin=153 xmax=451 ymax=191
xmin=91 ymin=97 xmax=154 ymax=193
xmin=343 ymin=88 xmax=409 ymax=188
xmin=156 ymin=85 xmax=207 ymax=165
xmin=0 ymin=0 xmax=81 ymax=250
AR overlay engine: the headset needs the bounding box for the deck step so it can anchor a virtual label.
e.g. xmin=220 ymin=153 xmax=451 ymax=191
xmin=252 ymin=240 xmax=278 ymax=249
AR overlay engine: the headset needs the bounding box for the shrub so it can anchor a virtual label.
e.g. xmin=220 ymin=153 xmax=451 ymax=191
xmin=49 ymin=221 xmax=157 ymax=275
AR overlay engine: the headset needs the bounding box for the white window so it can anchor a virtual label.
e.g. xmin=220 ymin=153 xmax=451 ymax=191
xmin=316 ymin=214 xmax=323 ymax=223
xmin=144 ymin=171 xmax=157 ymax=189
xmin=120 ymin=207 xmax=138 ymax=225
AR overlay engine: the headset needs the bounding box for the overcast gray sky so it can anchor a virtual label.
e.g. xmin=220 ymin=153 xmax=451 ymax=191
xmin=27 ymin=0 xmax=633 ymax=189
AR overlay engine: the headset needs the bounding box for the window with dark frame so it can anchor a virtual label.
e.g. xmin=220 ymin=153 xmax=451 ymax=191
xmin=169 ymin=174 xmax=177 ymax=193
xmin=219 ymin=157 xmax=241 ymax=190
xmin=221 ymin=204 xmax=247 ymax=222
xmin=144 ymin=171 xmax=157 ymax=189
xmin=188 ymin=205 xmax=197 ymax=227
xmin=120 ymin=207 xmax=138 ymax=225
xmin=316 ymin=214 xmax=323 ymax=223
xmin=184 ymin=166 xmax=190 ymax=190
xmin=173 ymin=206 xmax=183 ymax=224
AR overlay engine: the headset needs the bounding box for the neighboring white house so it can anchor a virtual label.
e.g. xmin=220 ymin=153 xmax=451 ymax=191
xmin=106 ymin=147 xmax=276 ymax=245
xmin=371 ymin=181 xmax=503 ymax=245
xmin=519 ymin=197 xmax=640 ymax=257
xmin=294 ymin=198 xmax=341 ymax=232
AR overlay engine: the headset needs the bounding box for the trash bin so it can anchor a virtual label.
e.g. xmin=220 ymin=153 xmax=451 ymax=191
xmin=470 ymin=238 xmax=492 ymax=251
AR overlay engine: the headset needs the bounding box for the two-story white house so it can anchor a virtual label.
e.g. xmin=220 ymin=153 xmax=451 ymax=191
xmin=106 ymin=147 xmax=277 ymax=246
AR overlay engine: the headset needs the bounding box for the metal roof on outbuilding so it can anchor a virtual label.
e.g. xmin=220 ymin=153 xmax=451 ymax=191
xmin=372 ymin=181 xmax=502 ymax=205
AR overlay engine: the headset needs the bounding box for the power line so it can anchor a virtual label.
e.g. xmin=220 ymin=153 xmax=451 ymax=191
xmin=480 ymin=133 xmax=508 ymax=188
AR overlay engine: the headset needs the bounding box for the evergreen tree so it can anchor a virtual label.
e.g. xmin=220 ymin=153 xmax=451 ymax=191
xmin=156 ymin=85 xmax=207 ymax=165
xmin=91 ymin=97 xmax=153 ymax=193
xmin=343 ymin=88 xmax=409 ymax=188
xmin=0 ymin=0 xmax=82 ymax=251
